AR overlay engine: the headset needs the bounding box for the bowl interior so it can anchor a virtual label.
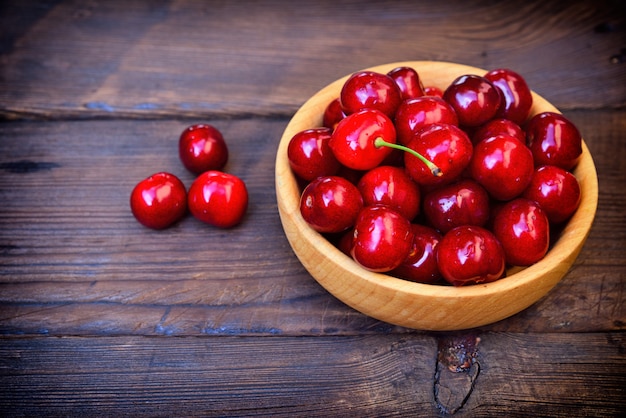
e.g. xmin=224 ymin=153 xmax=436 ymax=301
xmin=275 ymin=61 xmax=598 ymax=331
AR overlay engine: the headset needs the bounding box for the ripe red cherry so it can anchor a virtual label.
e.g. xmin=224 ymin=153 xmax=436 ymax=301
xmin=329 ymin=109 xmax=396 ymax=171
xmin=404 ymin=123 xmax=473 ymax=188
xmin=436 ymin=225 xmax=506 ymax=286
xmin=469 ymin=134 xmax=534 ymax=201
xmin=340 ymin=71 xmax=402 ymax=118
xmin=323 ymin=98 xmax=345 ymax=130
xmin=443 ymin=74 xmax=501 ymax=127
xmin=387 ymin=66 xmax=426 ymax=100
xmin=492 ymin=198 xmax=550 ymax=266
xmin=130 ymin=172 xmax=187 ymax=230
xmin=522 ymin=165 xmax=581 ymax=224
xmin=287 ymin=127 xmax=340 ymax=182
xmin=424 ymin=86 xmax=443 ymax=98
xmin=394 ymin=96 xmax=459 ymax=145
xmin=351 ymin=205 xmax=414 ymax=272
xmin=179 ymin=124 xmax=229 ymax=175
xmin=357 ymin=165 xmax=421 ymax=221
xmin=484 ymin=68 xmax=533 ymax=125
xmin=336 ymin=227 xmax=355 ymax=256
xmin=423 ymin=179 xmax=490 ymax=234
xmin=392 ymin=224 xmax=442 ymax=284
xmin=525 ymin=112 xmax=583 ymax=170
xmin=473 ymin=118 xmax=525 ymax=144
xmin=300 ymin=176 xmax=363 ymax=234
xmin=188 ymin=171 xmax=248 ymax=228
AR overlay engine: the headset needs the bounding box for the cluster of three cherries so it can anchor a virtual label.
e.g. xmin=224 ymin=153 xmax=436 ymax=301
xmin=130 ymin=124 xmax=248 ymax=230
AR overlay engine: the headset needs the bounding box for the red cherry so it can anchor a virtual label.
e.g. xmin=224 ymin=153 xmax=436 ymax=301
xmin=525 ymin=112 xmax=583 ymax=170
xmin=188 ymin=171 xmax=248 ymax=228
xmin=484 ymin=68 xmax=533 ymax=125
xmin=357 ymin=165 xmax=421 ymax=221
xmin=179 ymin=124 xmax=229 ymax=175
xmin=492 ymin=198 xmax=550 ymax=266
xmin=387 ymin=66 xmax=426 ymax=100
xmin=443 ymin=74 xmax=502 ymax=127
xmin=437 ymin=225 xmax=505 ymax=286
xmin=130 ymin=172 xmax=187 ymax=230
xmin=351 ymin=205 xmax=414 ymax=272
xmin=323 ymin=98 xmax=345 ymax=130
xmin=340 ymin=71 xmax=402 ymax=118
xmin=394 ymin=96 xmax=459 ymax=145
xmin=423 ymin=179 xmax=490 ymax=234
xmin=337 ymin=228 xmax=355 ymax=256
xmin=329 ymin=109 xmax=396 ymax=171
xmin=473 ymin=118 xmax=525 ymax=144
xmin=300 ymin=176 xmax=363 ymax=234
xmin=404 ymin=123 xmax=473 ymax=188
xmin=469 ymin=134 xmax=534 ymax=201
xmin=392 ymin=224 xmax=442 ymax=284
xmin=335 ymin=165 xmax=365 ymax=185
xmin=424 ymin=86 xmax=444 ymax=98
xmin=522 ymin=165 xmax=581 ymax=224
xmin=287 ymin=127 xmax=340 ymax=182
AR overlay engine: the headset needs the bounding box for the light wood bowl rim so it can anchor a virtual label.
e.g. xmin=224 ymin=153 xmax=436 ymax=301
xmin=275 ymin=61 xmax=598 ymax=331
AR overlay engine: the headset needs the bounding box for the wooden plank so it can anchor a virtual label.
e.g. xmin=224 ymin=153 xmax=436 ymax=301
xmin=461 ymin=332 xmax=626 ymax=417
xmin=0 ymin=111 xmax=624 ymax=336
xmin=1 ymin=0 xmax=624 ymax=119
xmin=0 ymin=333 xmax=623 ymax=416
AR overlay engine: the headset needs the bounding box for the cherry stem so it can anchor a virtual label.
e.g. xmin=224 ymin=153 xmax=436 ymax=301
xmin=374 ymin=138 xmax=443 ymax=177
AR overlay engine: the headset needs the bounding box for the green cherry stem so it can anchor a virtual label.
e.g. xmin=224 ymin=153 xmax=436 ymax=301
xmin=374 ymin=138 xmax=443 ymax=177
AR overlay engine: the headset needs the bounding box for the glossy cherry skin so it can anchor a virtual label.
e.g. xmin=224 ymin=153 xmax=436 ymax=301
xmin=436 ymin=225 xmax=506 ymax=286
xmin=357 ymin=165 xmax=421 ymax=221
xmin=424 ymin=86 xmax=444 ymax=98
xmin=473 ymin=118 xmax=525 ymax=144
xmin=392 ymin=224 xmax=442 ymax=284
xmin=130 ymin=172 xmax=187 ymax=230
xmin=179 ymin=124 xmax=229 ymax=175
xmin=394 ymin=96 xmax=459 ymax=145
xmin=287 ymin=127 xmax=340 ymax=182
xmin=492 ymin=198 xmax=550 ymax=266
xmin=336 ymin=227 xmax=355 ymax=257
xmin=329 ymin=109 xmax=396 ymax=171
xmin=423 ymin=179 xmax=490 ymax=234
xmin=323 ymin=98 xmax=345 ymax=130
xmin=351 ymin=205 xmax=414 ymax=272
xmin=525 ymin=112 xmax=582 ymax=170
xmin=443 ymin=74 xmax=501 ymax=127
xmin=340 ymin=70 xmax=402 ymax=118
xmin=484 ymin=68 xmax=533 ymax=125
xmin=522 ymin=165 xmax=581 ymax=224
xmin=404 ymin=123 xmax=473 ymax=188
xmin=387 ymin=66 xmax=426 ymax=100
xmin=188 ymin=171 xmax=248 ymax=228
xmin=300 ymin=176 xmax=363 ymax=234
xmin=469 ymin=134 xmax=534 ymax=201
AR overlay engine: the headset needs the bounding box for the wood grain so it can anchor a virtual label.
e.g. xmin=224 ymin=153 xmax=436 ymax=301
xmin=0 ymin=333 xmax=623 ymax=417
xmin=1 ymin=112 xmax=624 ymax=336
xmin=1 ymin=0 xmax=624 ymax=120
xmin=1 ymin=0 xmax=625 ymax=415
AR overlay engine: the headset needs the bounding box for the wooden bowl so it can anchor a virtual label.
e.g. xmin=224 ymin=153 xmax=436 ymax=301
xmin=275 ymin=61 xmax=598 ymax=331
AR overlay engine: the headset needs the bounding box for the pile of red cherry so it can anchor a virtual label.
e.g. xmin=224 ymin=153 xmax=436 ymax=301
xmin=288 ymin=66 xmax=583 ymax=286
xmin=130 ymin=124 xmax=248 ymax=230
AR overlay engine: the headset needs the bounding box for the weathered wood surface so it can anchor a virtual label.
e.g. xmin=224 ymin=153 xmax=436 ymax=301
xmin=1 ymin=333 xmax=624 ymax=417
xmin=1 ymin=0 xmax=625 ymax=120
xmin=0 ymin=112 xmax=624 ymax=336
xmin=1 ymin=0 xmax=625 ymax=416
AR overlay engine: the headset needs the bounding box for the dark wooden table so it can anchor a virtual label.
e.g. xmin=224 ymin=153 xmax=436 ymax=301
xmin=1 ymin=0 xmax=625 ymax=416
